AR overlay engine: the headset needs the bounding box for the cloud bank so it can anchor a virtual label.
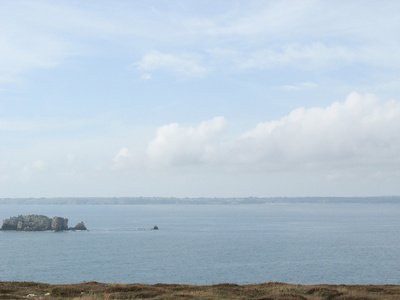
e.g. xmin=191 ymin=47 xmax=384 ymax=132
xmin=130 ymin=93 xmax=400 ymax=174
xmin=2 ymin=93 xmax=400 ymax=197
xmin=236 ymin=93 xmax=400 ymax=172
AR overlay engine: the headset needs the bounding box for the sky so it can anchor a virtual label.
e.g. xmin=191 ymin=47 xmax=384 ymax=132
xmin=1 ymin=0 xmax=400 ymax=198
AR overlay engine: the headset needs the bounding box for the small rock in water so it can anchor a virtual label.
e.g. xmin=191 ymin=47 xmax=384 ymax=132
xmin=153 ymin=225 xmax=159 ymax=230
xmin=72 ymin=221 xmax=87 ymax=231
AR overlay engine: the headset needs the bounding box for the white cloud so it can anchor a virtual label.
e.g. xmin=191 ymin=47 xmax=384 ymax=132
xmin=208 ymin=1 xmax=400 ymax=45
xmin=280 ymin=82 xmax=318 ymax=91
xmin=235 ymin=93 xmax=400 ymax=172
xmin=0 ymin=0 xmax=162 ymax=85
xmin=3 ymin=93 xmax=400 ymax=197
xmin=0 ymin=35 xmax=65 ymax=85
xmin=209 ymin=41 xmax=396 ymax=73
xmin=208 ymin=1 xmax=314 ymax=38
xmin=147 ymin=117 xmax=228 ymax=167
xmin=140 ymin=73 xmax=152 ymax=80
xmin=136 ymin=50 xmax=210 ymax=78
xmin=234 ymin=43 xmax=354 ymax=70
xmin=125 ymin=93 xmax=400 ymax=175
xmin=111 ymin=147 xmax=131 ymax=171
xmin=1 ymin=0 xmax=399 ymax=87
xmin=110 ymin=147 xmax=145 ymax=172
xmin=0 ymin=1 xmax=80 ymax=85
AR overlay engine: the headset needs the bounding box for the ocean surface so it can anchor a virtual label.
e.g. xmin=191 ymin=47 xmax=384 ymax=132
xmin=0 ymin=203 xmax=399 ymax=285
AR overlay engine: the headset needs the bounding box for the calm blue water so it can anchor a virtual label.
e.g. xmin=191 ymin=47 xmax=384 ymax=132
xmin=0 ymin=204 xmax=400 ymax=285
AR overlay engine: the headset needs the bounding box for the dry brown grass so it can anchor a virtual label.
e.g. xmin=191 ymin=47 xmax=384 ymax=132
xmin=1 ymin=281 xmax=400 ymax=300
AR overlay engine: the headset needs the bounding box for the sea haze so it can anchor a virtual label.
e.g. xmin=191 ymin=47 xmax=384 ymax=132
xmin=1 ymin=203 xmax=399 ymax=284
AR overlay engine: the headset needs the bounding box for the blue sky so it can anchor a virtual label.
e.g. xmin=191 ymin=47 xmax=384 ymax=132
xmin=1 ymin=0 xmax=400 ymax=197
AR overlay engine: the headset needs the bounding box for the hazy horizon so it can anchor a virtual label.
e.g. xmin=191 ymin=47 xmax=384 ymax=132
xmin=1 ymin=1 xmax=400 ymax=198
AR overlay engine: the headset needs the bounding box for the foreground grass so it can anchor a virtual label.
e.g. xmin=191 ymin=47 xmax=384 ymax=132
xmin=1 ymin=281 xmax=400 ymax=300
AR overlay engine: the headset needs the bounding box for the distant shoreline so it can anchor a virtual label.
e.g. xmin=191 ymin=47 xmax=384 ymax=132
xmin=1 ymin=281 xmax=399 ymax=299
xmin=1 ymin=196 xmax=400 ymax=205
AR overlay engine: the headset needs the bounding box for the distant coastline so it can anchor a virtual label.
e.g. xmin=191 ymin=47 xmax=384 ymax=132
xmin=1 ymin=196 xmax=400 ymax=205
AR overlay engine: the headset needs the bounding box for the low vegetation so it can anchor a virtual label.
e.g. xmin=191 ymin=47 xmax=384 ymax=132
xmin=1 ymin=281 xmax=400 ymax=299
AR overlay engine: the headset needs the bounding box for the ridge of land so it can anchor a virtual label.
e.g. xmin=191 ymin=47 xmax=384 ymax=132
xmin=1 ymin=196 xmax=400 ymax=205
xmin=1 ymin=281 xmax=400 ymax=299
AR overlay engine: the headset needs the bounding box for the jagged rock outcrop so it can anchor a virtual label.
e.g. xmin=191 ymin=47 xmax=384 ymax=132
xmin=69 ymin=221 xmax=87 ymax=231
xmin=51 ymin=216 xmax=69 ymax=231
xmin=1 ymin=215 xmax=52 ymax=231
xmin=1 ymin=215 xmax=87 ymax=231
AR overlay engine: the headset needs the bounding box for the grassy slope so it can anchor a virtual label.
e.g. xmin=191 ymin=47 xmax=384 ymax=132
xmin=1 ymin=281 xmax=400 ymax=299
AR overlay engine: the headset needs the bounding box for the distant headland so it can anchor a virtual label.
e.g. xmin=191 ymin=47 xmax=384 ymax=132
xmin=1 ymin=214 xmax=87 ymax=231
xmin=0 ymin=196 xmax=399 ymax=205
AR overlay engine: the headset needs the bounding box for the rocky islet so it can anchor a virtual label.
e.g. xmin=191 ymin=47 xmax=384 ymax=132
xmin=0 ymin=214 xmax=87 ymax=231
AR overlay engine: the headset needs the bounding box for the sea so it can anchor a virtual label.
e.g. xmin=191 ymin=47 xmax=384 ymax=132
xmin=0 ymin=203 xmax=399 ymax=285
